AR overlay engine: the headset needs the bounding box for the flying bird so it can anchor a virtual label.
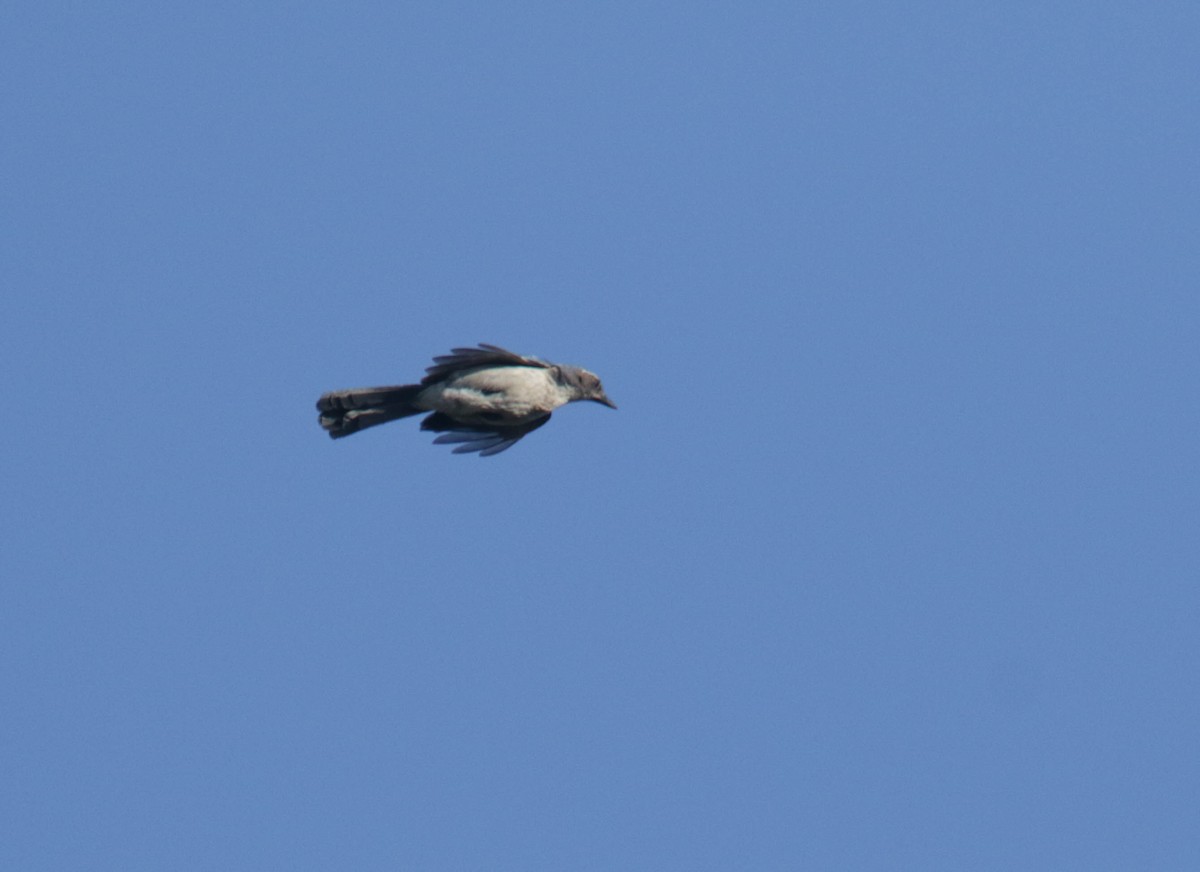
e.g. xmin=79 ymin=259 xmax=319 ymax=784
xmin=317 ymin=343 xmax=616 ymax=456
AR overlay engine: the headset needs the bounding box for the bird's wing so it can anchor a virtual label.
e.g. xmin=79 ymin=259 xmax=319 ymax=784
xmin=420 ymin=411 xmax=552 ymax=457
xmin=421 ymin=343 xmax=549 ymax=385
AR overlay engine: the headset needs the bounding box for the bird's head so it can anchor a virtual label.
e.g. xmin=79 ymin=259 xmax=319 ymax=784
xmin=558 ymin=365 xmax=617 ymax=409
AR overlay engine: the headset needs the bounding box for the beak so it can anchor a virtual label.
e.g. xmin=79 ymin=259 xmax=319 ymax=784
xmin=594 ymin=394 xmax=617 ymax=410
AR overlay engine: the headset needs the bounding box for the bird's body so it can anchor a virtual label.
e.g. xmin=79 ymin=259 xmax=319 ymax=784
xmin=419 ymin=366 xmax=568 ymax=424
xmin=317 ymin=344 xmax=615 ymax=456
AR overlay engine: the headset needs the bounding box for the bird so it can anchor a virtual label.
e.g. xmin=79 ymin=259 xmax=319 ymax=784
xmin=317 ymin=343 xmax=616 ymax=457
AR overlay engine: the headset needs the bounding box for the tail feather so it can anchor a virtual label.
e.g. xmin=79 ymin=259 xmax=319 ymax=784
xmin=317 ymin=384 xmax=423 ymax=438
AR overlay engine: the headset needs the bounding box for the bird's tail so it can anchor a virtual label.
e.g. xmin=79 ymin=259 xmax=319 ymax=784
xmin=316 ymin=384 xmax=424 ymax=438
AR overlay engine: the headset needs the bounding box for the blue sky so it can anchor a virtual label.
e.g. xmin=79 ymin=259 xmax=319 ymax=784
xmin=2 ymin=2 xmax=1198 ymax=869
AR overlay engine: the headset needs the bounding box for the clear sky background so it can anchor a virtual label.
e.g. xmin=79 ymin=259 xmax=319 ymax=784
xmin=3 ymin=3 xmax=1198 ymax=869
